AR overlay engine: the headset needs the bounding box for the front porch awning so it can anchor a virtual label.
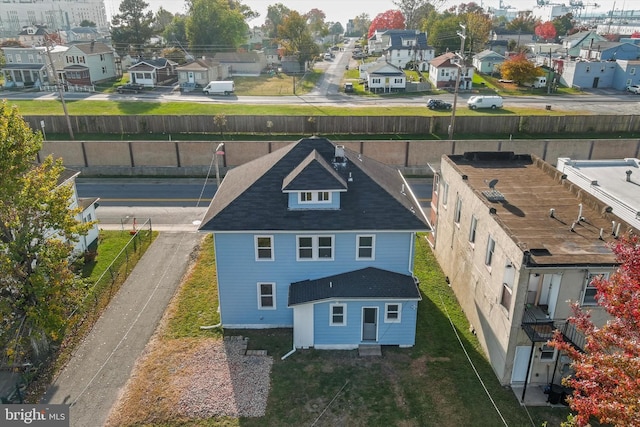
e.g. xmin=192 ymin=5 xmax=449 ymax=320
xmin=288 ymin=267 xmax=421 ymax=306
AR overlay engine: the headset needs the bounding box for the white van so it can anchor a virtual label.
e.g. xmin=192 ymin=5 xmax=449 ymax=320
xmin=202 ymin=80 xmax=234 ymax=95
xmin=467 ymin=95 xmax=503 ymax=110
xmin=525 ymin=76 xmax=547 ymax=88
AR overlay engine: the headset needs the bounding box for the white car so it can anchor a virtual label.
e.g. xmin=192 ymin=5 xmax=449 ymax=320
xmin=626 ymin=84 xmax=640 ymax=94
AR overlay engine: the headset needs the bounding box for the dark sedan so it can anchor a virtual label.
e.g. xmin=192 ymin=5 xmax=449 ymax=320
xmin=117 ymin=83 xmax=145 ymax=94
xmin=427 ymin=99 xmax=452 ymax=110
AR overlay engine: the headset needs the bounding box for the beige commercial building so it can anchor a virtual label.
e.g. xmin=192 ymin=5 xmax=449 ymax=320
xmin=428 ymin=152 xmax=637 ymax=402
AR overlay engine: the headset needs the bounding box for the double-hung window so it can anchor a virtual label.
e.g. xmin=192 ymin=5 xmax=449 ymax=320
xmin=485 ymin=236 xmax=495 ymax=266
xmin=469 ymin=216 xmax=477 ymax=244
xmin=330 ymin=304 xmax=346 ymax=326
xmin=454 ymin=195 xmax=462 ymax=224
xmin=582 ymin=272 xmax=608 ymax=306
xmin=255 ymin=235 xmax=274 ymax=261
xmin=297 ymin=235 xmax=334 ymax=260
xmin=356 ymin=235 xmax=375 ymax=260
xmin=299 ymin=191 xmax=331 ymax=204
xmin=385 ymin=303 xmax=402 ymax=323
xmin=257 ymin=282 xmax=275 ymax=309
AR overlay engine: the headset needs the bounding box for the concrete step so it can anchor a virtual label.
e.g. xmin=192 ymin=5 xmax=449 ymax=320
xmin=358 ymin=344 xmax=382 ymax=357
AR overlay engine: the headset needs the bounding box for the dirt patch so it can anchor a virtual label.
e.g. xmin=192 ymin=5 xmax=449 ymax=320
xmin=105 ymin=337 xmax=272 ymax=425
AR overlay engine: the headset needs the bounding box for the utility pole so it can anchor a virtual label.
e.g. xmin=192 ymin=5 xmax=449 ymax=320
xmin=448 ymin=24 xmax=466 ymax=141
xmin=44 ymin=33 xmax=74 ymax=140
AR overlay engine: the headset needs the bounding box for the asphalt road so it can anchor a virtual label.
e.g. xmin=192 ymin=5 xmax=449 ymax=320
xmin=77 ymin=177 xmax=433 ymax=231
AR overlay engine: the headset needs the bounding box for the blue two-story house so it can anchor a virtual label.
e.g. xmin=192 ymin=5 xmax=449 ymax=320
xmin=199 ymin=137 xmax=430 ymax=349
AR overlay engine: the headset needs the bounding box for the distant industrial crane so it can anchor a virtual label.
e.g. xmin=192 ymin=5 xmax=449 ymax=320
xmin=569 ymin=0 xmax=600 ymax=17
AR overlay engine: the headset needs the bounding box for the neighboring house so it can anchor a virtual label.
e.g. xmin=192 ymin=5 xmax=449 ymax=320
xmin=198 ymin=137 xmax=430 ymax=350
xmin=615 ymin=59 xmax=640 ymax=91
xmin=362 ymin=61 xmax=406 ymax=93
xmin=128 ymin=58 xmax=178 ymax=87
xmin=1 ymin=45 xmax=67 ymax=88
xmin=472 ymin=49 xmax=505 ymax=74
xmin=578 ymin=41 xmax=640 ymax=61
xmin=281 ymin=56 xmax=306 ymax=74
xmin=66 ymin=26 xmax=100 ymax=43
xmin=556 ymin=59 xmax=617 ymax=89
xmin=556 ymin=157 xmax=640 ymax=231
xmin=383 ymin=30 xmax=434 ymax=71
xmin=262 ymin=48 xmax=280 ymax=67
xmin=560 ymin=30 xmax=607 ymax=58
xmin=17 ymin=25 xmax=50 ymax=46
xmin=57 ymin=168 xmax=100 ymax=255
xmin=213 ymin=52 xmax=267 ymax=76
xmin=428 ymin=52 xmax=474 ymax=90
xmin=62 ymin=41 xmax=117 ymax=86
xmin=428 ymin=151 xmax=637 ymax=398
xmin=176 ymin=58 xmax=229 ymax=89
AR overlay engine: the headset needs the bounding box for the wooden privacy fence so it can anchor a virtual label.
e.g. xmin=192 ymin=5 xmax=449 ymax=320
xmin=23 ymin=114 xmax=640 ymax=136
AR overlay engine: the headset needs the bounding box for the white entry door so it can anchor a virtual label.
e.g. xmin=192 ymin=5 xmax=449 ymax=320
xmin=511 ymin=346 xmax=532 ymax=384
xmin=187 ymin=72 xmax=195 ymax=83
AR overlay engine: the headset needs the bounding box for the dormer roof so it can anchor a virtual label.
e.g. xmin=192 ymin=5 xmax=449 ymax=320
xmin=282 ymin=150 xmax=348 ymax=192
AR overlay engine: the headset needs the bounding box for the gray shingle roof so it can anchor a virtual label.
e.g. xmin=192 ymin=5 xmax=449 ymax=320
xmin=388 ymin=31 xmax=428 ymax=51
xmin=282 ymin=150 xmax=348 ymax=191
xmin=199 ymin=137 xmax=429 ymax=232
xmin=289 ymin=267 xmax=421 ymax=305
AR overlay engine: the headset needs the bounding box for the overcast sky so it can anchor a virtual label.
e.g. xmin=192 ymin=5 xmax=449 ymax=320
xmin=104 ymin=0 xmax=620 ymax=26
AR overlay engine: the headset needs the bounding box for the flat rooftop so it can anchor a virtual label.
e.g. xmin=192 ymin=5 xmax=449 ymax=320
xmin=557 ymin=158 xmax=640 ymax=230
xmin=446 ymin=152 xmax=637 ymax=267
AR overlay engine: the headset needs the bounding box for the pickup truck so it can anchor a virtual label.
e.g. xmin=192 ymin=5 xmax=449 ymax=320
xmin=117 ymin=83 xmax=144 ymax=94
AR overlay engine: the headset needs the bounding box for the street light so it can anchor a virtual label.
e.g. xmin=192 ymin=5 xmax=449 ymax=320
xmin=215 ymin=142 xmax=225 ymax=188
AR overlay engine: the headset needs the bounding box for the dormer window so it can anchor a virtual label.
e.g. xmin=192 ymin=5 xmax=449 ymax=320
xmin=299 ymin=191 xmax=331 ymax=204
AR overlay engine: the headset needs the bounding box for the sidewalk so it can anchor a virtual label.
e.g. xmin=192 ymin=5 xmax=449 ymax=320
xmin=41 ymin=231 xmax=204 ymax=427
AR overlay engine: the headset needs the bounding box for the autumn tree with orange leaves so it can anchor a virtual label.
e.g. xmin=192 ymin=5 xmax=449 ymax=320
xmin=535 ymin=21 xmax=557 ymax=42
xmin=367 ymin=10 xmax=405 ymax=39
xmin=551 ymin=235 xmax=640 ymax=427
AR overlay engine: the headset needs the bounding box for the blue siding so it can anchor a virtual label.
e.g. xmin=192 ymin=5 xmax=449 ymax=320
xmin=214 ymin=231 xmax=415 ymax=327
xmin=313 ymin=300 xmax=418 ymax=347
xmin=287 ymin=191 xmax=341 ymax=210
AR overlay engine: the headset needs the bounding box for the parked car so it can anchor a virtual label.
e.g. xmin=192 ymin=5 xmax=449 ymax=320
xmin=117 ymin=83 xmax=144 ymax=94
xmin=427 ymin=99 xmax=452 ymax=110
xmin=467 ymin=95 xmax=503 ymax=110
xmin=626 ymin=84 xmax=640 ymax=94
xmin=344 ymin=82 xmax=354 ymax=93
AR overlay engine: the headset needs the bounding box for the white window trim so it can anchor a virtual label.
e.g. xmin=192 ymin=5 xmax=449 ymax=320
xmin=356 ymin=234 xmax=376 ymax=260
xmin=540 ymin=344 xmax=557 ymax=362
xmin=257 ymin=282 xmax=276 ymax=310
xmin=299 ymin=191 xmax=332 ymax=204
xmin=581 ymin=272 xmax=608 ymax=306
xmin=254 ymin=235 xmax=274 ymax=261
xmin=384 ymin=303 xmax=402 ymax=323
xmin=297 ymin=235 xmax=334 ymax=261
xmin=330 ymin=303 xmax=346 ymax=326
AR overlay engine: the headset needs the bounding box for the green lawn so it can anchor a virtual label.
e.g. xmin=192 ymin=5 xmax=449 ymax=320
xmin=7 ymin=99 xmax=581 ymax=118
xmin=129 ymin=233 xmax=570 ymax=426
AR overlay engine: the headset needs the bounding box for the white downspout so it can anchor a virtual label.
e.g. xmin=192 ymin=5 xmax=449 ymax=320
xmin=281 ymin=344 xmax=296 ymax=360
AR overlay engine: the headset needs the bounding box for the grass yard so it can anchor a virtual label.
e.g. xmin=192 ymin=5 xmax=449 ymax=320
xmin=7 ymin=99 xmax=586 ymax=118
xmin=108 ymin=234 xmax=570 ymax=426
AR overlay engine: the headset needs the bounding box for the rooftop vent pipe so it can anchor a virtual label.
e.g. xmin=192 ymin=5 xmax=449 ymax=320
xmin=626 ymin=170 xmax=633 ymax=182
